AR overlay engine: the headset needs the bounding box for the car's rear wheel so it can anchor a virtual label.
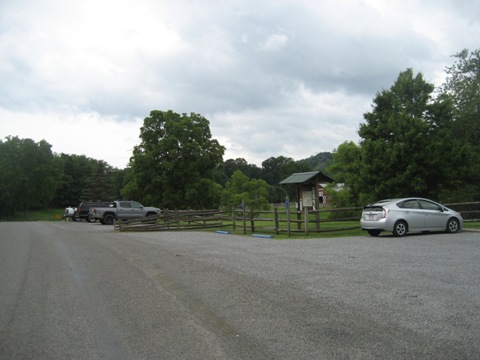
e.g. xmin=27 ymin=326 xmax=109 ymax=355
xmin=103 ymin=214 xmax=115 ymax=225
xmin=87 ymin=214 xmax=96 ymax=223
xmin=393 ymin=220 xmax=408 ymax=237
xmin=446 ymin=218 xmax=460 ymax=233
xmin=368 ymin=230 xmax=381 ymax=237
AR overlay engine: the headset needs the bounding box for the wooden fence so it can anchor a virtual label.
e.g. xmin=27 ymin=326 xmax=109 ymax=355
xmin=448 ymin=202 xmax=480 ymax=222
xmin=115 ymin=201 xmax=480 ymax=235
xmin=114 ymin=209 xmax=229 ymax=232
xmin=115 ymin=206 xmax=363 ymax=235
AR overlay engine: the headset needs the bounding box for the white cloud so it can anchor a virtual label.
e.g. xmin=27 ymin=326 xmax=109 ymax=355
xmin=261 ymin=34 xmax=289 ymax=51
xmin=0 ymin=108 xmax=142 ymax=168
xmin=1 ymin=0 xmax=478 ymax=168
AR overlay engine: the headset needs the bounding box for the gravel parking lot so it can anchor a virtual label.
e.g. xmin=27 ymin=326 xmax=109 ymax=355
xmin=1 ymin=222 xmax=479 ymax=359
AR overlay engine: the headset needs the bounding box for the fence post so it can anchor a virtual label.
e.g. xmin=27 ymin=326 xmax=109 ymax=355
xmin=242 ymin=206 xmax=246 ymax=235
xmin=315 ymin=211 xmax=320 ymax=232
xmin=287 ymin=205 xmax=291 ymax=237
xmin=250 ymin=209 xmax=255 ymax=233
xmin=232 ymin=207 xmax=236 ymax=231
xmin=176 ymin=209 xmax=180 ymax=231
xmin=304 ymin=207 xmax=309 ymax=235
xmin=274 ymin=207 xmax=279 ymax=235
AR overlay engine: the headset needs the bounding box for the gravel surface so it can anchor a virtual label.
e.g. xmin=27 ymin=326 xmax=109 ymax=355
xmin=0 ymin=221 xmax=479 ymax=359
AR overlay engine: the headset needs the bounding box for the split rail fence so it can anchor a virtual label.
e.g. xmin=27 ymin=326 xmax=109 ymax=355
xmin=115 ymin=201 xmax=480 ymax=235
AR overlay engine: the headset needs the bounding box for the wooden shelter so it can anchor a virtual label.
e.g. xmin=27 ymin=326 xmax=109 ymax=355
xmin=280 ymin=171 xmax=334 ymax=210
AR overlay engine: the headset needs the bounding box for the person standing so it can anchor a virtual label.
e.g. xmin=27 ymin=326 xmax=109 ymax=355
xmin=64 ymin=206 xmax=74 ymax=221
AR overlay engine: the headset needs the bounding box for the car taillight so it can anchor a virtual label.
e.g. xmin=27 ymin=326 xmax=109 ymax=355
xmin=381 ymin=208 xmax=388 ymax=218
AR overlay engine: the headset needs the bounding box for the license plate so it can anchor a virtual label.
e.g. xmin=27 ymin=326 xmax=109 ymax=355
xmin=368 ymin=214 xmax=374 ymax=220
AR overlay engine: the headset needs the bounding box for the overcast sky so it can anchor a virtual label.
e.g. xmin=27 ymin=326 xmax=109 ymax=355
xmin=1 ymin=0 xmax=478 ymax=168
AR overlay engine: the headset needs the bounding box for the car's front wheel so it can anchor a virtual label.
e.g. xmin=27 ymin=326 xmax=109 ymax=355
xmin=393 ymin=220 xmax=408 ymax=237
xmin=446 ymin=218 xmax=460 ymax=233
xmin=103 ymin=214 xmax=115 ymax=225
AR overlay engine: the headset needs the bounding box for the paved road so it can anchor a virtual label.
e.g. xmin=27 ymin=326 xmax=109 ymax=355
xmin=0 ymin=222 xmax=479 ymax=359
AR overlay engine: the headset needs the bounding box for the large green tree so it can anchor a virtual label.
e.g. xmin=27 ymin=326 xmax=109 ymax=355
xmin=327 ymin=69 xmax=463 ymax=205
xmin=216 ymin=158 xmax=262 ymax=186
xmin=358 ymin=69 xmax=459 ymax=201
xmin=221 ymin=170 xmax=270 ymax=210
xmin=439 ymin=49 xmax=480 ymax=200
xmin=52 ymin=155 xmax=125 ymax=207
xmin=441 ymin=49 xmax=480 ymax=143
xmin=326 ymin=141 xmax=364 ymax=205
xmin=123 ymin=110 xmax=225 ymax=209
xmin=262 ymin=155 xmax=311 ymax=202
xmin=81 ymin=160 xmax=121 ymax=202
xmin=52 ymin=154 xmax=91 ymax=207
xmin=0 ymin=136 xmax=63 ymax=218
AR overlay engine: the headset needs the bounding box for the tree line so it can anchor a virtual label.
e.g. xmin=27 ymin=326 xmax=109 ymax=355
xmin=1 ymin=48 xmax=478 ymax=218
xmin=327 ymin=49 xmax=480 ymax=206
xmin=0 ymin=131 xmax=313 ymax=219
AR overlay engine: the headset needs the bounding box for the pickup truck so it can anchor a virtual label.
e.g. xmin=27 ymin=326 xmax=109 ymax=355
xmin=89 ymin=200 xmax=161 ymax=225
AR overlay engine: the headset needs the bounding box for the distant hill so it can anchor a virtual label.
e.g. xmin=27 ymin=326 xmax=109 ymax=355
xmin=297 ymin=152 xmax=333 ymax=172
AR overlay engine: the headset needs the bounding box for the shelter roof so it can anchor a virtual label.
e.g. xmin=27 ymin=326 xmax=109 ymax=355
xmin=279 ymin=171 xmax=333 ymax=185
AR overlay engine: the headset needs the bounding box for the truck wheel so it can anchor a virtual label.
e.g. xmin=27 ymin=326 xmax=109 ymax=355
xmin=103 ymin=214 xmax=115 ymax=225
xmin=87 ymin=214 xmax=96 ymax=223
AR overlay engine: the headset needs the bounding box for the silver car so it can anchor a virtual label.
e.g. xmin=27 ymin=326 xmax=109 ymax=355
xmin=360 ymin=197 xmax=463 ymax=237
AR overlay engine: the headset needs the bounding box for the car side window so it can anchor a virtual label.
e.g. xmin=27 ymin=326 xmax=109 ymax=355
xmin=400 ymin=200 xmax=420 ymax=209
xmin=119 ymin=201 xmax=131 ymax=208
xmin=419 ymin=200 xmax=441 ymax=211
xmin=131 ymin=202 xmax=143 ymax=209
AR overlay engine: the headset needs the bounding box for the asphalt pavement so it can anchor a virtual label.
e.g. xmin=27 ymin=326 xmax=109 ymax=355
xmin=0 ymin=221 xmax=479 ymax=359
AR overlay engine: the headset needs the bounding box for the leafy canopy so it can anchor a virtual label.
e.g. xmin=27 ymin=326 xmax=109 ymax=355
xmin=123 ymin=110 xmax=225 ymax=209
xmin=329 ymin=68 xmax=465 ymax=204
xmin=0 ymin=136 xmax=63 ymax=218
xmin=221 ymin=170 xmax=270 ymax=211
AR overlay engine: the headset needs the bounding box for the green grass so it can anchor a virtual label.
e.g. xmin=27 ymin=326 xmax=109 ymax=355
xmin=212 ymin=215 xmax=364 ymax=239
xmin=464 ymin=221 xmax=480 ymax=229
xmin=2 ymin=208 xmax=65 ymax=222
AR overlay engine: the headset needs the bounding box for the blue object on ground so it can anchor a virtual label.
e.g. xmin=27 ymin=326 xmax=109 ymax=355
xmin=252 ymin=234 xmax=274 ymax=238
